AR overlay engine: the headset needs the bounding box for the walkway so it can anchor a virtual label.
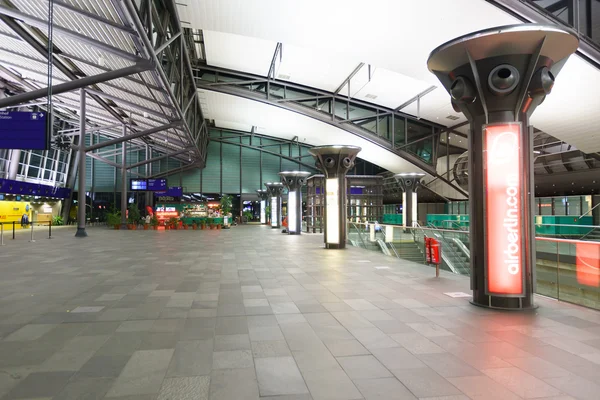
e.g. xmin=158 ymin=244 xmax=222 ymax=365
xmin=1 ymin=225 xmax=600 ymax=399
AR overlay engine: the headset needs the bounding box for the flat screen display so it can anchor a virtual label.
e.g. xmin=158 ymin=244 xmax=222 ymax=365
xmin=130 ymin=179 xmax=148 ymax=191
xmin=0 ymin=111 xmax=48 ymax=150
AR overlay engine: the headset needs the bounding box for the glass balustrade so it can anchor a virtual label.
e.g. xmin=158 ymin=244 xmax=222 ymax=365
xmin=347 ymin=221 xmax=600 ymax=310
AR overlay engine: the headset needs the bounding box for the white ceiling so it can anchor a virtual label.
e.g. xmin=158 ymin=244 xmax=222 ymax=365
xmin=179 ymin=0 xmax=600 ymax=157
xmin=198 ymin=89 xmax=427 ymax=174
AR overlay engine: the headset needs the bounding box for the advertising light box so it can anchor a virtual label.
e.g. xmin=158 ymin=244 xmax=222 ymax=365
xmin=483 ymin=123 xmax=525 ymax=296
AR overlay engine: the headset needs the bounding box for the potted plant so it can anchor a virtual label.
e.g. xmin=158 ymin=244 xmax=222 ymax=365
xmin=128 ymin=204 xmax=141 ymax=230
xmin=107 ymin=212 xmax=121 ymax=230
xmin=169 ymin=217 xmax=178 ymax=230
xmin=150 ymin=215 xmax=159 ymax=230
xmin=51 ymin=215 xmax=64 ymax=226
xmin=208 ymin=217 xmax=215 ymax=230
xmin=200 ymin=218 xmax=206 ymax=230
xmin=220 ymin=195 xmax=233 ymax=229
xmin=183 ymin=222 xmax=188 ymax=230
xmin=192 ymin=221 xmax=198 ymax=230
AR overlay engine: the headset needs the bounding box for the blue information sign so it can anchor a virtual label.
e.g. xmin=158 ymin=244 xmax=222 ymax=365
xmin=0 ymin=111 xmax=48 ymax=150
xmin=148 ymin=179 xmax=167 ymax=191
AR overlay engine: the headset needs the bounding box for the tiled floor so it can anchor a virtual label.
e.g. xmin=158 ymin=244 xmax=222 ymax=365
xmin=1 ymin=225 xmax=600 ymax=399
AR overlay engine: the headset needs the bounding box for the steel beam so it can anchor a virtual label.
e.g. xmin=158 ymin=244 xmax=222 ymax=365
xmin=85 ymin=122 xmax=181 ymax=152
xmin=334 ymin=63 xmax=365 ymax=95
xmin=52 ymin=0 xmax=137 ymax=35
xmin=0 ymin=62 xmax=153 ymax=109
xmin=127 ymin=147 xmax=193 ymax=169
xmin=85 ymin=88 xmax=173 ymax=120
xmin=0 ymin=5 xmax=142 ymax=62
xmin=155 ymin=31 xmax=182 ymax=55
xmin=394 ymin=86 xmax=437 ymax=112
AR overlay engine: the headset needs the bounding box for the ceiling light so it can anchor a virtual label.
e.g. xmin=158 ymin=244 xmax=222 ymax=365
xmin=533 ymin=150 xmax=541 ymax=154
xmin=365 ymin=94 xmax=378 ymax=99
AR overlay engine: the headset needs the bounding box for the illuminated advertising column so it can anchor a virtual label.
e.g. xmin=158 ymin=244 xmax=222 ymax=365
xmin=428 ymin=25 xmax=578 ymax=310
xmin=256 ymin=189 xmax=269 ymax=225
xmin=279 ymin=171 xmax=312 ymax=235
xmin=264 ymin=182 xmax=284 ymax=229
xmin=394 ymin=173 xmax=425 ymax=228
xmin=309 ymin=145 xmax=361 ymax=249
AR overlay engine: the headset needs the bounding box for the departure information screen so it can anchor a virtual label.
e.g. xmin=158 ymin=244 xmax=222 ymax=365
xmin=148 ymin=179 xmax=167 ymax=191
xmin=130 ymin=179 xmax=148 ymax=191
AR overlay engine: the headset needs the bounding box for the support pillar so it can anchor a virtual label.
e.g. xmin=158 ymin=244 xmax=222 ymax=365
xmin=256 ymin=189 xmax=269 ymax=225
xmin=120 ymin=125 xmax=128 ymax=229
xmin=75 ymin=89 xmax=87 ymax=237
xmin=394 ymin=173 xmax=425 ymax=228
xmin=279 ymin=171 xmax=311 ymax=235
xmin=428 ymin=24 xmax=578 ymax=310
xmin=7 ymin=149 xmax=20 ymax=180
xmin=309 ymin=145 xmax=361 ymax=249
xmin=264 ymin=182 xmax=284 ymax=229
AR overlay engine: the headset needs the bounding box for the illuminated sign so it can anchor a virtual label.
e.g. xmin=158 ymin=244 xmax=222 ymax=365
xmin=402 ymin=192 xmax=406 ymax=228
xmin=576 ymin=242 xmax=600 ymax=288
xmin=326 ymin=178 xmax=340 ymax=244
xmin=288 ymin=191 xmax=297 ymax=233
xmin=484 ymin=123 xmax=524 ymax=296
xmin=411 ymin=192 xmax=418 ymax=227
xmin=271 ymin=197 xmax=278 ymax=227
xmin=130 ymin=179 xmax=148 ymax=191
xmin=260 ymin=200 xmax=266 ymax=224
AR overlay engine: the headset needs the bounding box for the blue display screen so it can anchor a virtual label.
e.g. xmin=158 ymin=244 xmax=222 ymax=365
xmin=0 ymin=111 xmax=48 ymax=150
xmin=147 ymin=179 xmax=167 ymax=191
xmin=130 ymin=179 xmax=148 ymax=191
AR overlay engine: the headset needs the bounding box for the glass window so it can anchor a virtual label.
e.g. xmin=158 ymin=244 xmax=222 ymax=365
xmin=554 ymin=197 xmax=567 ymax=216
xmin=540 ymin=197 xmax=553 ymax=215
xmin=567 ymin=196 xmax=581 ymax=216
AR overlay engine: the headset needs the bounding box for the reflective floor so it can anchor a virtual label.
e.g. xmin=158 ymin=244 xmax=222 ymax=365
xmin=1 ymin=225 xmax=600 ymax=399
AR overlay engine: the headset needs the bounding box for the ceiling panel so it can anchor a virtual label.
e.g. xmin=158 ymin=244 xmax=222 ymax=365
xmin=352 ymin=67 xmax=433 ymax=109
xmin=203 ymin=30 xmax=276 ymax=76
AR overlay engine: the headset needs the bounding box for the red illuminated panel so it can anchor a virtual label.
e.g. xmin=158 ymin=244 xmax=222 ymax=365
xmin=484 ymin=123 xmax=524 ymax=295
xmin=576 ymin=242 xmax=600 ymax=288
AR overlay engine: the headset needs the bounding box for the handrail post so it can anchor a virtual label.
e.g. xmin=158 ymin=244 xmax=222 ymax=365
xmin=12 ymin=221 xmax=15 ymax=239
xmin=1 ymin=223 xmax=4 ymax=246
xmin=29 ymin=221 xmax=35 ymax=243
xmin=48 ymin=220 xmax=52 ymax=239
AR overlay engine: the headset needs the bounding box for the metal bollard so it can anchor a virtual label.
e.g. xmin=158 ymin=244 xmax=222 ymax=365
xmin=29 ymin=222 xmax=35 ymax=243
xmin=48 ymin=221 xmax=52 ymax=239
xmin=1 ymin=223 xmax=4 ymax=246
xmin=12 ymin=221 xmax=15 ymax=240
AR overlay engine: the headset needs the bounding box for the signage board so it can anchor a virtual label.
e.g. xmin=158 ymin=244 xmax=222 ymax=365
xmin=148 ymin=179 xmax=167 ymax=191
xmin=483 ymin=123 xmax=525 ymax=296
xmin=154 ymin=186 xmax=183 ymax=197
xmin=0 ymin=111 xmax=48 ymax=150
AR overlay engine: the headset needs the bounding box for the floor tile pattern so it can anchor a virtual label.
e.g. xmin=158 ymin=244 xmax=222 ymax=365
xmin=0 ymin=225 xmax=600 ymax=399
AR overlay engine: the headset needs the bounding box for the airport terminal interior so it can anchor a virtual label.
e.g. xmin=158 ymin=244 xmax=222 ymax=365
xmin=1 ymin=0 xmax=600 ymax=399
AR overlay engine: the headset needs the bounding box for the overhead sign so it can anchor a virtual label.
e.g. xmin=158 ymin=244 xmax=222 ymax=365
xmin=484 ymin=123 xmax=524 ymax=296
xmin=130 ymin=179 xmax=148 ymax=191
xmin=154 ymin=186 xmax=183 ymax=197
xmin=148 ymin=179 xmax=167 ymax=191
xmin=0 ymin=111 xmax=48 ymax=150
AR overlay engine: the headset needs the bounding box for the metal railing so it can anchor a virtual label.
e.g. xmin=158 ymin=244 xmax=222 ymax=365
xmin=0 ymin=220 xmax=54 ymax=244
